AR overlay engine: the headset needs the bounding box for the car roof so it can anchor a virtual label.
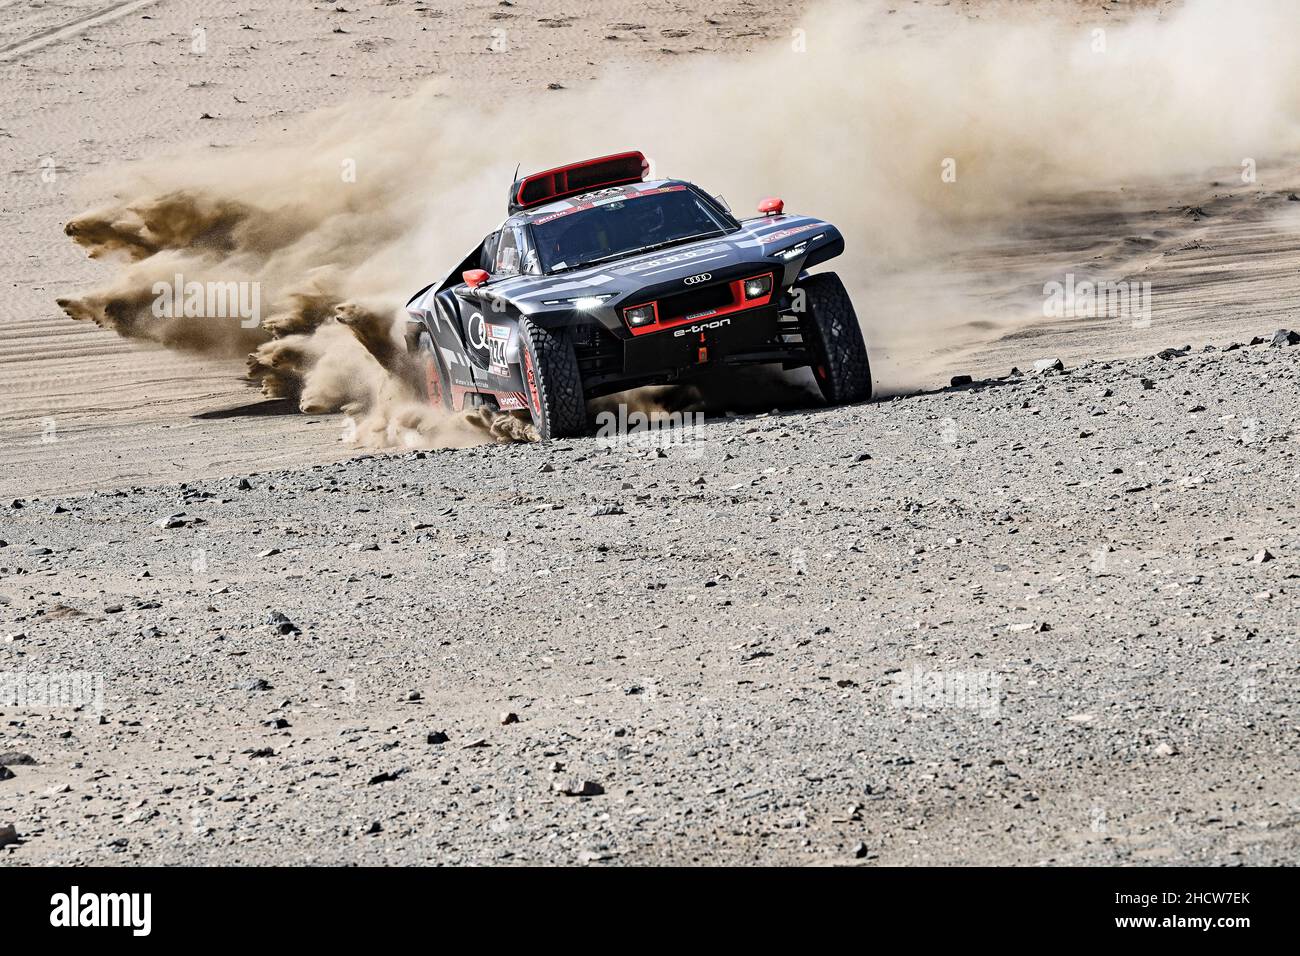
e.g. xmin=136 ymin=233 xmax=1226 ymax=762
xmin=509 ymin=179 xmax=690 ymax=226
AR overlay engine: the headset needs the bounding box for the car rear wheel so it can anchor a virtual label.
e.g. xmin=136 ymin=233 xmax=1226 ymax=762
xmin=517 ymin=318 xmax=586 ymax=439
xmin=798 ymin=272 xmax=873 ymax=405
xmin=416 ymin=330 xmax=451 ymax=411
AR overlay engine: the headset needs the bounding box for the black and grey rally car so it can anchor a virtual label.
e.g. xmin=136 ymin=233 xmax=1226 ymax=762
xmin=405 ymin=151 xmax=871 ymax=439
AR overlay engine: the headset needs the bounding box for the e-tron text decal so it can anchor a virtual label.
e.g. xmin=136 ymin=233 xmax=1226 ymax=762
xmin=672 ymin=318 xmax=732 ymax=336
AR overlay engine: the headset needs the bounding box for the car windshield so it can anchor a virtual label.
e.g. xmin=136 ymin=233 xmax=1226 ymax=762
xmin=531 ymin=187 xmax=735 ymax=273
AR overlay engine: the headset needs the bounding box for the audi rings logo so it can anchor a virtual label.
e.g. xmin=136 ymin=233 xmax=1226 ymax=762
xmin=467 ymin=312 xmax=487 ymax=350
xmin=683 ymin=273 xmax=712 ymax=285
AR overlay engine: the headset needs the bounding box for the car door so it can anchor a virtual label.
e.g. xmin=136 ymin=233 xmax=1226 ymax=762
xmin=457 ymin=226 xmax=523 ymax=378
xmin=435 ymin=230 xmax=495 ymax=391
xmin=418 ymin=234 xmax=491 ymax=400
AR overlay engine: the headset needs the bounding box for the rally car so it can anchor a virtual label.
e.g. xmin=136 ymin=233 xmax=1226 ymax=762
xmin=404 ymin=151 xmax=871 ymax=439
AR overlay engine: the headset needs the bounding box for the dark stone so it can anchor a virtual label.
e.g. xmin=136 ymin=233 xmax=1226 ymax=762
xmin=553 ymin=778 xmax=604 ymax=797
xmin=266 ymin=611 xmax=300 ymax=635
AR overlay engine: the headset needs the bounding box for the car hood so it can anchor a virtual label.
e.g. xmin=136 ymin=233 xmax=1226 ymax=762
xmin=447 ymin=214 xmax=843 ymax=334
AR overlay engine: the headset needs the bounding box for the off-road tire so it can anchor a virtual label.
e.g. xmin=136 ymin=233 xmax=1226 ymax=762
xmin=416 ymin=330 xmax=452 ymax=411
xmin=517 ymin=318 xmax=586 ymax=439
xmin=798 ymin=272 xmax=873 ymax=405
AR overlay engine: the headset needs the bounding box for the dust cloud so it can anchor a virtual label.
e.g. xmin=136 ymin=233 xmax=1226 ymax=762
xmin=58 ymin=0 xmax=1300 ymax=441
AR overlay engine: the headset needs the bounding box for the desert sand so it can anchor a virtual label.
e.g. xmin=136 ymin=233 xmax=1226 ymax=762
xmin=6 ymin=0 xmax=1299 ymax=497
xmin=1 ymin=0 xmax=1298 ymax=865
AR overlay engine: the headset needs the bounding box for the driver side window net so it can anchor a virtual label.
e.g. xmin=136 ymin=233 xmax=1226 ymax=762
xmin=495 ymin=229 xmax=522 ymax=276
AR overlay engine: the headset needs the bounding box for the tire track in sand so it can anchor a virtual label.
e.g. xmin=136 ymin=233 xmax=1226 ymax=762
xmin=0 ymin=0 xmax=160 ymax=62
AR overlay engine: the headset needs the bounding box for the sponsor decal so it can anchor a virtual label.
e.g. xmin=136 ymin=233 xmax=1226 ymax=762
xmin=467 ymin=312 xmax=487 ymax=350
xmin=487 ymin=323 xmax=511 ymax=377
xmin=757 ymin=222 xmax=820 ymax=245
xmin=634 ymin=245 xmax=719 ymax=272
xmin=529 ymin=184 xmax=688 ymax=225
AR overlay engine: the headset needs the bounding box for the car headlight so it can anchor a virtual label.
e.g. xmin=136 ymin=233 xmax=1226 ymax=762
xmin=624 ymin=304 xmax=657 ymax=327
xmin=743 ymin=275 xmax=773 ymax=299
xmin=540 ymin=293 xmax=613 ymax=309
xmin=773 ymin=241 xmax=808 ymax=261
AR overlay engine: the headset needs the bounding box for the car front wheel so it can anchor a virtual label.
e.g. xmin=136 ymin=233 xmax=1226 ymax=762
xmin=797 ymin=272 xmax=873 ymax=405
xmin=517 ymin=318 xmax=586 ymax=439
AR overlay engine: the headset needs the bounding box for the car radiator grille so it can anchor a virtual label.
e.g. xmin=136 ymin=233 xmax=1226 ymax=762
xmin=657 ymin=282 xmax=735 ymax=322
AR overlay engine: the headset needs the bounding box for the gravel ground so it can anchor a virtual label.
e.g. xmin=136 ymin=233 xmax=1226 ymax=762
xmin=1 ymin=334 xmax=1298 ymax=865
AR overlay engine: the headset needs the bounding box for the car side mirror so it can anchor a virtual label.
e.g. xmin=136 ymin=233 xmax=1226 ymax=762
xmin=463 ymin=269 xmax=490 ymax=289
xmin=758 ymin=197 xmax=784 ymax=215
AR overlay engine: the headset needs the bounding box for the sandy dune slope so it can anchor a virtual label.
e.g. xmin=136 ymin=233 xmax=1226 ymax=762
xmin=0 ymin=0 xmax=806 ymax=496
xmin=7 ymin=0 xmax=1297 ymax=499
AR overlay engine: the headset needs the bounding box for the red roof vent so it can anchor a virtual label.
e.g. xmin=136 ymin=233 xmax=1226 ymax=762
xmin=510 ymin=151 xmax=649 ymax=213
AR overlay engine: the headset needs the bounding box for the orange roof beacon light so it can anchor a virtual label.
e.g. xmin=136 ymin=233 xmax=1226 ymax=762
xmin=463 ymin=269 xmax=490 ymax=289
xmin=758 ymin=197 xmax=785 ymax=215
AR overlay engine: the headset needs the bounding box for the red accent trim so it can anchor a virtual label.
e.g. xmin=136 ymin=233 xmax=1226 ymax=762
xmin=450 ymin=384 xmax=477 ymax=411
xmin=514 ymin=151 xmax=648 ymax=211
xmin=758 ymin=197 xmax=785 ymax=215
xmin=495 ymin=392 xmax=529 ymax=411
xmin=522 ymin=348 xmax=542 ymax=417
xmin=624 ymin=272 xmax=775 ymax=336
xmin=463 ymin=269 xmax=489 ymax=289
xmin=622 ymin=299 xmax=660 ymax=333
xmin=422 ymin=352 xmax=444 ymax=408
xmin=450 ymin=385 xmax=534 ymax=413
